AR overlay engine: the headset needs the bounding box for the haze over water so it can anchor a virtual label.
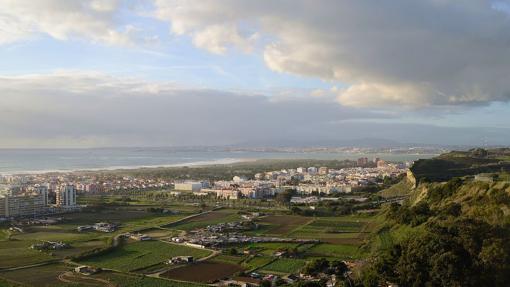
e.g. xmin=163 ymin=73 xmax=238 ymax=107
xmin=0 ymin=148 xmax=436 ymax=174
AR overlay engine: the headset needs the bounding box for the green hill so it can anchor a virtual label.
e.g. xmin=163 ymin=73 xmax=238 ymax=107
xmin=359 ymin=150 xmax=510 ymax=287
xmin=409 ymin=148 xmax=510 ymax=183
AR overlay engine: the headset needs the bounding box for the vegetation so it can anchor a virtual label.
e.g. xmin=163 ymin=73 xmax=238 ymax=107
xmin=358 ymin=150 xmax=510 ymax=286
xmin=104 ymin=158 xmax=357 ymax=181
xmin=261 ymin=258 xmax=307 ymax=273
xmin=410 ymin=148 xmax=510 ymax=183
xmin=79 ymin=241 xmax=211 ymax=272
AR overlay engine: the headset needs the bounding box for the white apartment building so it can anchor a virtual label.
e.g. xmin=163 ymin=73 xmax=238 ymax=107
xmin=0 ymin=193 xmax=46 ymax=217
xmin=174 ymin=182 xmax=203 ymax=192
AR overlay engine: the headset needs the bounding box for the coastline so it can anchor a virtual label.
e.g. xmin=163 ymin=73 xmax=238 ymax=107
xmin=0 ymin=151 xmax=439 ymax=176
xmin=0 ymin=158 xmax=255 ymax=176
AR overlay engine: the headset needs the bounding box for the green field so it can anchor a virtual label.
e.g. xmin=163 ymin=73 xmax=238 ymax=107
xmin=167 ymin=209 xmax=241 ymax=231
xmin=94 ymin=272 xmax=208 ymax=287
xmin=260 ymin=258 xmax=306 ymax=274
xmin=243 ymin=256 xmax=274 ymax=270
xmin=0 ymin=263 xmax=70 ymax=287
xmin=0 ymin=240 xmax=54 ymax=268
xmin=306 ymin=243 xmax=362 ymax=259
xmin=79 ymin=241 xmax=212 ymax=272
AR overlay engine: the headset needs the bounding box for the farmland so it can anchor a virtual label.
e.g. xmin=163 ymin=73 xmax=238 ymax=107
xmin=79 ymin=241 xmax=212 ymax=272
xmin=164 ymin=209 xmax=241 ymax=231
xmin=161 ymin=261 xmax=244 ymax=283
xmin=0 ymin=201 xmax=378 ymax=286
xmin=256 ymin=215 xmax=313 ymax=235
xmin=0 ymin=263 xmax=71 ymax=287
xmin=260 ymin=258 xmax=307 ymax=274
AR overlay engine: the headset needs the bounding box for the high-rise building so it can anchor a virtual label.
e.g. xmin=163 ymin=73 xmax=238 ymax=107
xmin=0 ymin=193 xmax=46 ymax=217
xmin=56 ymin=184 xmax=76 ymax=207
xmin=34 ymin=185 xmax=49 ymax=206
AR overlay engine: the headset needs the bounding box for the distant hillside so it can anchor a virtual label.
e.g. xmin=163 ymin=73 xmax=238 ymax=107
xmin=409 ymin=148 xmax=510 ymax=183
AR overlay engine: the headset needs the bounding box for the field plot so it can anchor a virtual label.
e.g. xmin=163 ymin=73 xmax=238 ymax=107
xmin=260 ymin=258 xmax=306 ymax=274
xmin=244 ymin=242 xmax=301 ymax=256
xmin=0 ymin=240 xmax=54 ymax=268
xmin=211 ymin=254 xmax=246 ymax=264
xmin=138 ymin=228 xmax=177 ymax=239
xmin=288 ymin=215 xmax=374 ymax=245
xmin=243 ymin=256 xmax=274 ymax=270
xmin=306 ymin=243 xmax=362 ymax=259
xmin=0 ymin=263 xmax=71 ymax=287
xmin=7 ymin=225 xmax=110 ymax=260
xmin=94 ymin=271 xmax=208 ymax=287
xmin=79 ymin=241 xmax=211 ymax=272
xmin=165 ymin=209 xmax=241 ymax=231
xmin=256 ymin=215 xmax=312 ymax=236
xmin=161 ymin=261 xmax=243 ymax=283
xmin=50 ymin=207 xmax=190 ymax=231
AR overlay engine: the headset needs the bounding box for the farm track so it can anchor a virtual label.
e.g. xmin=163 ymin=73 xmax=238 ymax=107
xmin=57 ymin=271 xmax=115 ymax=287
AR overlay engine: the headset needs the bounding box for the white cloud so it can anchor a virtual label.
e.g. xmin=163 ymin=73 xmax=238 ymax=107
xmin=0 ymin=0 xmax=133 ymax=45
xmin=153 ymin=0 xmax=510 ymax=107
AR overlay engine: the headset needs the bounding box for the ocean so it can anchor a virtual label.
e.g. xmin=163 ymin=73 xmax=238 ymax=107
xmin=0 ymin=148 xmax=437 ymax=174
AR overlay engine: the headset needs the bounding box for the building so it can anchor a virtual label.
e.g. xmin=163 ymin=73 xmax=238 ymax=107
xmin=214 ymin=189 xmax=240 ymax=200
xmin=174 ymin=182 xmax=203 ymax=192
xmin=0 ymin=193 xmax=46 ymax=218
xmin=56 ymin=184 xmax=76 ymax=207
xmin=307 ymin=167 xmax=318 ymax=174
xmin=318 ymin=167 xmax=329 ymax=175
xmin=233 ymin=176 xmax=247 ymax=183
xmin=34 ymin=185 xmax=49 ymax=206
xmin=357 ymin=157 xmax=369 ymax=166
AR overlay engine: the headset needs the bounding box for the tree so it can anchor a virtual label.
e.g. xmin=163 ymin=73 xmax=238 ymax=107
xmin=276 ymin=189 xmax=295 ymax=206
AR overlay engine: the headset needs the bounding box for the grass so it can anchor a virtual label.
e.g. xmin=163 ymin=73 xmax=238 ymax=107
xmin=168 ymin=210 xmax=241 ymax=231
xmin=286 ymin=215 xmax=374 ymax=246
xmin=243 ymin=256 xmax=274 ymax=270
xmin=0 ymin=229 xmax=10 ymax=241
xmin=211 ymin=254 xmax=246 ymax=264
xmin=0 ymin=263 xmax=70 ymax=287
xmin=244 ymin=242 xmax=300 ymax=256
xmin=0 ymin=240 xmax=54 ymax=268
xmin=260 ymin=258 xmax=306 ymax=274
xmin=306 ymin=243 xmax=362 ymax=259
xmin=79 ymin=241 xmax=212 ymax=272
xmin=94 ymin=271 xmax=208 ymax=287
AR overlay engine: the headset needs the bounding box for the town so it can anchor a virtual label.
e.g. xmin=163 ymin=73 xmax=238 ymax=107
xmin=0 ymin=157 xmax=410 ymax=287
xmin=0 ymin=157 xmax=408 ymax=219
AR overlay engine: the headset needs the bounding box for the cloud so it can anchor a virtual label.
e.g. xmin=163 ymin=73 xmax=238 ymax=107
xmin=153 ymin=0 xmax=510 ymax=107
xmin=0 ymin=0 xmax=135 ymax=45
xmin=0 ymin=72 xmax=389 ymax=147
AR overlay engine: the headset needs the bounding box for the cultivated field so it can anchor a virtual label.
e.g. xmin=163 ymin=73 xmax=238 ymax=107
xmin=161 ymin=261 xmax=243 ymax=283
xmin=0 ymin=263 xmax=71 ymax=287
xmin=79 ymin=241 xmax=212 ymax=272
xmin=164 ymin=209 xmax=241 ymax=231
xmin=256 ymin=215 xmax=313 ymax=235
xmin=0 ymin=240 xmax=54 ymax=268
xmin=260 ymin=258 xmax=307 ymax=274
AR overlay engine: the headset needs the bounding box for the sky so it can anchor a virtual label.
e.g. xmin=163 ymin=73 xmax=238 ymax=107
xmin=1 ymin=0 xmax=510 ymax=148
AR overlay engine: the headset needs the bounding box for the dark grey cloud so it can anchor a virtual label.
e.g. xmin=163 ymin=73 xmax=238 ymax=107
xmin=1 ymin=72 xmax=509 ymax=147
xmin=154 ymin=0 xmax=510 ymax=107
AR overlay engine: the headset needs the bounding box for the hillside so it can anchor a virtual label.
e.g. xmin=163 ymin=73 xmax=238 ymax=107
xmin=357 ymin=150 xmax=510 ymax=287
xmin=409 ymin=148 xmax=510 ymax=183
